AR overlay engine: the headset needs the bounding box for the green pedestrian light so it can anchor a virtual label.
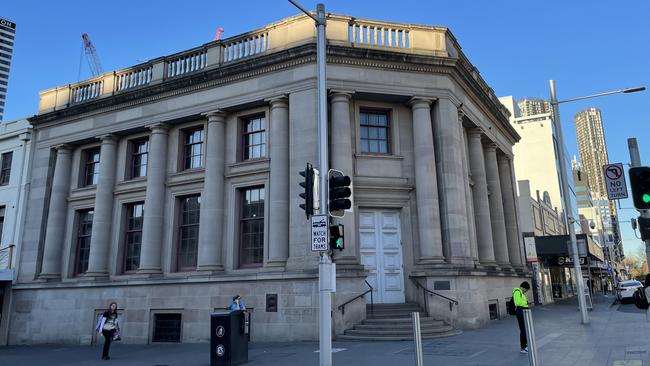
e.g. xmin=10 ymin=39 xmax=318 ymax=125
xmin=643 ymin=193 xmax=650 ymax=203
xmin=629 ymin=167 xmax=650 ymax=209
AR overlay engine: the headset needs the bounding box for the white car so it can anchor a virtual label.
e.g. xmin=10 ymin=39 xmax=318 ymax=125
xmin=617 ymin=280 xmax=644 ymax=302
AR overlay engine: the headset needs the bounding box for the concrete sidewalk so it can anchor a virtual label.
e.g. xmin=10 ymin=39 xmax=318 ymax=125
xmin=1 ymin=295 xmax=648 ymax=366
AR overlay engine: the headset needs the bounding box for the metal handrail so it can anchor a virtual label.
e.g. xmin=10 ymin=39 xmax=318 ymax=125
xmin=0 ymin=244 xmax=15 ymax=270
xmin=410 ymin=276 xmax=458 ymax=314
xmin=337 ymin=280 xmax=374 ymax=316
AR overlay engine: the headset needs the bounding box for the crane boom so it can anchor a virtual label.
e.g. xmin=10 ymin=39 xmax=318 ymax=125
xmin=81 ymin=33 xmax=103 ymax=76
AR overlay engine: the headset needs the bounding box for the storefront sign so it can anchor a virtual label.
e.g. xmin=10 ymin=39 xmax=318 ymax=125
xmin=555 ymin=256 xmax=586 ymax=266
xmin=524 ymin=236 xmax=538 ymax=262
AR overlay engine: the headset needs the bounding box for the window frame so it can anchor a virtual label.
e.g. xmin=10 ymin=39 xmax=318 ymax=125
xmin=128 ymin=138 xmax=149 ymax=180
xmin=237 ymin=186 xmax=265 ymax=269
xmin=240 ymin=114 xmax=267 ymax=161
xmin=0 ymin=151 xmax=12 ymax=186
xmin=175 ymin=195 xmax=201 ymax=271
xmin=74 ymin=209 xmax=94 ymax=276
xmin=358 ymin=108 xmax=392 ymax=155
xmin=122 ymin=202 xmax=144 ymax=273
xmin=181 ymin=127 xmax=204 ymax=171
xmin=81 ymin=147 xmax=101 ymax=187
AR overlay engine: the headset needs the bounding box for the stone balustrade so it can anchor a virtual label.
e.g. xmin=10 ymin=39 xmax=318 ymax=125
xmin=36 ymin=13 xmax=506 ymax=117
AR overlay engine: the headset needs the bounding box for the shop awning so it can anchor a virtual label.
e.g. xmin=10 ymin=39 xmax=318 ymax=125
xmin=534 ymin=233 xmax=604 ymax=262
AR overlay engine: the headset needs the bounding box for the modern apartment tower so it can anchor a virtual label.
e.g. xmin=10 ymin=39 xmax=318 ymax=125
xmin=517 ymin=98 xmax=552 ymax=118
xmin=574 ymin=107 xmax=624 ymax=261
xmin=0 ymin=17 xmax=16 ymax=121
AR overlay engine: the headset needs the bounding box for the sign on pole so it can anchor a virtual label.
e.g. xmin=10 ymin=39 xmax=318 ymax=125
xmin=603 ymin=163 xmax=628 ymax=200
xmin=524 ymin=236 xmax=538 ymax=262
xmin=311 ymin=215 xmax=329 ymax=251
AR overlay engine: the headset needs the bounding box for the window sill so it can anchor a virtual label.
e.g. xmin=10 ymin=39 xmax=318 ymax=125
xmin=228 ymin=158 xmax=270 ymax=169
xmin=70 ymin=185 xmax=97 ymax=195
xmin=355 ymin=153 xmax=404 ymax=160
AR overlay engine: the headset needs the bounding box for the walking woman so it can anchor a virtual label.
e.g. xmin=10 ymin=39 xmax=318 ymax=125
xmin=99 ymin=302 xmax=120 ymax=360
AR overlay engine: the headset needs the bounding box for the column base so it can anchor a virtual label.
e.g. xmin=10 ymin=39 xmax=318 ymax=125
xmin=37 ymin=273 xmax=61 ymax=282
xmin=81 ymin=272 xmax=109 ymax=281
xmin=498 ymin=263 xmax=514 ymax=272
xmin=196 ymin=264 xmax=225 ymax=273
xmin=137 ymin=267 xmax=163 ymax=275
xmin=447 ymin=256 xmax=476 ymax=268
xmin=477 ymin=260 xmax=499 ymax=271
xmin=417 ymin=256 xmax=447 ymax=267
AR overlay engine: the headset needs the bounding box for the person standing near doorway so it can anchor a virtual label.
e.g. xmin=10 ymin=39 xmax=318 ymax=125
xmin=513 ymin=281 xmax=530 ymax=354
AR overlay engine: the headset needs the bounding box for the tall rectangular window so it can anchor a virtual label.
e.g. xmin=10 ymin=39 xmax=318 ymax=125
xmin=130 ymin=139 xmax=148 ymax=179
xmin=0 ymin=151 xmax=12 ymax=186
xmin=239 ymin=187 xmax=265 ymax=267
xmin=0 ymin=206 xmax=5 ymax=242
xmin=359 ymin=110 xmax=390 ymax=154
xmin=242 ymin=115 xmax=266 ymax=160
xmin=83 ymin=148 xmax=101 ymax=186
xmin=177 ymin=195 xmax=200 ymax=270
xmin=124 ymin=202 xmax=144 ymax=272
xmin=183 ymin=128 xmax=204 ymax=170
xmin=75 ymin=209 xmax=94 ymax=275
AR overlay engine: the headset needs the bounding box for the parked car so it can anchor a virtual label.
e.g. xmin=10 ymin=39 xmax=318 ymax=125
xmin=617 ymin=280 xmax=644 ymax=302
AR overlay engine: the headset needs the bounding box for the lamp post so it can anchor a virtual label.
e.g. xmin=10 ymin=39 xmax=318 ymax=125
xmin=549 ymin=80 xmax=645 ymax=324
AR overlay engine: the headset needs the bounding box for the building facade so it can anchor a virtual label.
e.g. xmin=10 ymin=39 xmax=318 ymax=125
xmin=517 ymin=98 xmax=552 ymax=120
xmin=9 ymin=14 xmax=527 ymax=345
xmin=0 ymin=118 xmax=32 ymax=346
xmin=0 ymin=17 xmax=16 ymax=121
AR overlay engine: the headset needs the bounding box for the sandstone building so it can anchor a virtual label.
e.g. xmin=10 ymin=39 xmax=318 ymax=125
xmin=9 ymin=13 xmax=526 ymax=344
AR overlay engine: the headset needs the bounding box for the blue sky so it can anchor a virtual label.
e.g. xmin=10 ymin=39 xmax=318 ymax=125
xmin=3 ymin=0 xmax=649 ymax=257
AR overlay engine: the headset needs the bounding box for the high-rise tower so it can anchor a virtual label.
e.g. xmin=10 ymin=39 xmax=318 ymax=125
xmin=0 ymin=17 xmax=16 ymax=121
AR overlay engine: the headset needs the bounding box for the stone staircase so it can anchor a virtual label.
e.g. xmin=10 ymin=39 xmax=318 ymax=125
xmin=337 ymin=302 xmax=462 ymax=341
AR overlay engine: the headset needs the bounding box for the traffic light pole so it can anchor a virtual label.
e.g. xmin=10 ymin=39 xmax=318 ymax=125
xmin=549 ymin=80 xmax=589 ymax=324
xmin=288 ymin=1 xmax=333 ymax=364
xmin=627 ymin=138 xmax=650 ymax=267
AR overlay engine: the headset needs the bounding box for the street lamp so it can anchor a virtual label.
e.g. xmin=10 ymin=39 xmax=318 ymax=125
xmin=549 ymin=80 xmax=645 ymax=324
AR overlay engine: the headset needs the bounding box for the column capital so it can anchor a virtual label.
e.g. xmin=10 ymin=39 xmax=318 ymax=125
xmin=408 ymin=97 xmax=436 ymax=109
xmin=145 ymin=122 xmax=170 ymax=134
xmin=53 ymin=144 xmax=73 ymax=153
xmin=265 ymin=95 xmax=289 ymax=109
xmin=96 ymin=134 xmax=117 ymax=143
xmin=467 ymin=127 xmax=485 ymax=138
xmin=202 ymin=109 xmax=226 ymax=123
xmin=329 ymin=90 xmax=354 ymax=102
xmin=484 ymin=142 xmax=498 ymax=152
xmin=498 ymin=154 xmax=513 ymax=162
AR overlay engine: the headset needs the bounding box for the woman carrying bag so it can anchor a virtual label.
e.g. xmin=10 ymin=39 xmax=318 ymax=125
xmin=96 ymin=302 xmax=120 ymax=360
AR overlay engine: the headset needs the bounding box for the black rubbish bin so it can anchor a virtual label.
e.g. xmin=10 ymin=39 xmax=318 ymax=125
xmin=210 ymin=310 xmax=249 ymax=366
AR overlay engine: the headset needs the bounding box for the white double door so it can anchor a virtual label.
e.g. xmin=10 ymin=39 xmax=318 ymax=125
xmin=359 ymin=209 xmax=405 ymax=304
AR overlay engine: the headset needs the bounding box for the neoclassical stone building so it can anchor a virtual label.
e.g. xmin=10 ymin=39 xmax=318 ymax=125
xmin=9 ymin=13 xmax=527 ymax=344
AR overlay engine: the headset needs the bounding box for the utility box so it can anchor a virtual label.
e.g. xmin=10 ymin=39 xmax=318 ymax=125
xmin=210 ymin=310 xmax=249 ymax=366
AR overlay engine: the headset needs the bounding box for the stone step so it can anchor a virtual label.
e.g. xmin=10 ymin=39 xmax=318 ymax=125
xmin=353 ymin=322 xmax=445 ymax=330
xmin=345 ymin=325 xmax=455 ymax=337
xmin=366 ymin=312 xmax=426 ymax=319
xmin=337 ymin=329 xmax=462 ymax=342
xmin=361 ymin=317 xmax=442 ymax=325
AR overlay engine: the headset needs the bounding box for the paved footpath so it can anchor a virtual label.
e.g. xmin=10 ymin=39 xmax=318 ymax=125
xmin=1 ymin=295 xmax=649 ymax=366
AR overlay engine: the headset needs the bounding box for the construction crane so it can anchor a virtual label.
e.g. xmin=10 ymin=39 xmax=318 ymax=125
xmin=81 ymin=33 xmax=103 ymax=76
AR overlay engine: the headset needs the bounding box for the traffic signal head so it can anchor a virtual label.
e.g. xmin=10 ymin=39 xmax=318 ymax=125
xmin=328 ymin=169 xmax=352 ymax=217
xmin=638 ymin=216 xmax=650 ymax=241
xmin=299 ymin=163 xmax=319 ymax=218
xmin=330 ymin=224 xmax=344 ymax=251
xmin=629 ymin=167 xmax=650 ymax=209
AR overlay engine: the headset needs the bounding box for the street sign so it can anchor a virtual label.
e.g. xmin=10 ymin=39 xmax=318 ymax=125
xmin=311 ymin=215 xmax=329 ymax=251
xmin=603 ymin=163 xmax=628 ymax=200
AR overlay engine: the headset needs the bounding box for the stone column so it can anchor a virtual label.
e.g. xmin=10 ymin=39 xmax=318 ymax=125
xmin=484 ymin=143 xmax=510 ymax=268
xmin=39 ymin=145 xmax=72 ymax=279
xmin=265 ymin=97 xmax=291 ymax=268
xmin=467 ymin=128 xmax=496 ymax=266
xmin=138 ymin=124 xmax=169 ymax=274
xmin=433 ymin=99 xmax=471 ymax=265
xmin=197 ymin=111 xmax=226 ymax=272
xmin=86 ymin=135 xmax=118 ymax=277
xmin=499 ymin=155 xmax=523 ymax=267
xmin=410 ymin=98 xmax=444 ymax=264
xmin=460 ymin=119 xmax=479 ymax=265
xmin=329 ymin=91 xmax=359 ymax=266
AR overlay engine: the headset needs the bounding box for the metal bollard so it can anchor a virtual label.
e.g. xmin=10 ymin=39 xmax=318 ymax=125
xmin=522 ymin=309 xmax=539 ymax=366
xmin=412 ymin=312 xmax=423 ymax=366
